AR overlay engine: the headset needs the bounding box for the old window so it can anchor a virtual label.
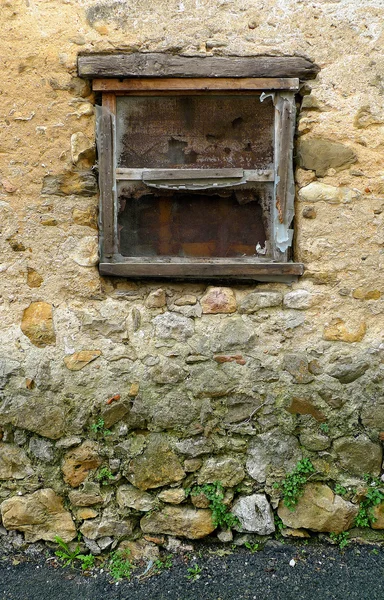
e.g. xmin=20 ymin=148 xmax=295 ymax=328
xmin=78 ymin=54 xmax=319 ymax=281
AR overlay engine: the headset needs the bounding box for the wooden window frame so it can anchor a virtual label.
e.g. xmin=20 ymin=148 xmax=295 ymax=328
xmin=78 ymin=54 xmax=319 ymax=281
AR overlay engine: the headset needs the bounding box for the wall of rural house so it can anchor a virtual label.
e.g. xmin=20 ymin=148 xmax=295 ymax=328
xmin=0 ymin=0 xmax=384 ymax=552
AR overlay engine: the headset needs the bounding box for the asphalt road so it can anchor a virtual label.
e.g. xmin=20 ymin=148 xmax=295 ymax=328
xmin=1 ymin=541 xmax=384 ymax=600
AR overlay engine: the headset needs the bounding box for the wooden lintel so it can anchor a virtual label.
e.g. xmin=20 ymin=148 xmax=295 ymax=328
xmin=79 ymin=53 xmax=319 ymax=80
xmin=99 ymin=261 xmax=304 ymax=279
xmin=92 ymin=77 xmax=299 ymax=92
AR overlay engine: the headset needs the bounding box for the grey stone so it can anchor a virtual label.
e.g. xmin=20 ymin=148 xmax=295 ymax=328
xmin=296 ymin=139 xmax=357 ymax=177
xmin=232 ymin=494 xmax=275 ymax=535
xmin=197 ymin=456 xmax=245 ymax=488
xmin=41 ymin=171 xmax=97 ymax=196
xmin=97 ymin=536 xmax=113 ymax=550
xmin=185 ymin=366 xmax=232 ymax=398
xmin=0 ymin=394 xmax=66 ymax=439
xmin=140 ymin=506 xmax=215 ymax=539
xmin=0 ymin=444 xmax=33 ymax=480
xmin=153 ymin=312 xmax=194 ymax=341
xmin=175 ymin=437 xmax=214 ymax=457
xmin=13 ymin=430 xmax=27 ymax=446
xmin=333 ymin=435 xmax=382 ymax=477
xmin=283 ymin=290 xmax=313 ymax=310
xmin=211 ymin=318 xmax=256 ymax=353
xmin=246 ymin=430 xmax=302 ymax=483
xmin=361 ymin=398 xmax=384 ymax=430
xmin=56 ymin=437 xmax=82 ymax=449
xmin=149 ymin=359 xmax=187 ymax=384
xmin=68 ymin=483 xmax=103 ymax=506
xmin=299 ymin=431 xmax=330 ymax=451
xmin=282 ymin=353 xmax=314 ymax=383
xmin=80 ymin=513 xmax=134 ymax=540
xmin=217 ymin=529 xmax=233 ymax=542
xmin=116 ymin=484 xmax=157 ymax=512
xmin=83 ymin=537 xmax=100 ymax=555
xmin=239 ymin=291 xmax=282 ymax=313
xmin=127 ymin=434 xmax=185 ymax=490
xmin=29 ymin=438 xmax=54 ymax=462
xmin=298 ymin=182 xmax=361 ymax=204
xmin=327 ymin=360 xmax=369 ymax=384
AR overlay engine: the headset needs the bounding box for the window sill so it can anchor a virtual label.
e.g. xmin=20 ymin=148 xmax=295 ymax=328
xmin=99 ymin=259 xmax=304 ymax=282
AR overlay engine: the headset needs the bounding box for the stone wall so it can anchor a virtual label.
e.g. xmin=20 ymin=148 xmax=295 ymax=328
xmin=1 ymin=0 xmax=384 ymax=553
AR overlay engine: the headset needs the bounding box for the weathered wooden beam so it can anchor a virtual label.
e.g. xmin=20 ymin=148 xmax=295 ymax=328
xmin=92 ymin=77 xmax=300 ymax=92
xmin=99 ymin=261 xmax=304 ymax=279
xmin=79 ymin=53 xmax=319 ymax=80
xmin=99 ymin=99 xmax=115 ymax=258
xmin=116 ymin=168 xmax=274 ymax=182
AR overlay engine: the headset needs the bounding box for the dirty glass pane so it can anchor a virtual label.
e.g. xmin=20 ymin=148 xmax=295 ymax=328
xmin=118 ymin=191 xmax=267 ymax=258
xmin=116 ymin=95 xmax=274 ymax=170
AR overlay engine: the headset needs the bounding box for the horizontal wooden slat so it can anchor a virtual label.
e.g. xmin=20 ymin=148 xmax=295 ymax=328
xmin=116 ymin=168 xmax=274 ymax=182
xmin=79 ymin=53 xmax=319 ymax=80
xmin=93 ymin=77 xmax=299 ymax=92
xmin=99 ymin=261 xmax=304 ymax=279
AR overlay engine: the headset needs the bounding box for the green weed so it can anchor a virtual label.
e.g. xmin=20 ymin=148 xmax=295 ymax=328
xmin=189 ymin=482 xmax=240 ymax=530
xmin=329 ymin=531 xmax=349 ymax=550
xmin=320 ymin=423 xmax=329 ymax=434
xmin=278 ymin=458 xmax=315 ymax=511
xmin=186 ymin=564 xmax=202 ymax=581
xmin=54 ymin=535 xmax=95 ymax=570
xmin=355 ymin=474 xmax=384 ymax=528
xmin=334 ymin=484 xmax=347 ymax=497
xmin=108 ymin=549 xmax=133 ymax=581
xmin=96 ymin=466 xmax=115 ymax=485
xmin=90 ymin=418 xmax=111 ymax=437
xmin=244 ymin=541 xmax=259 ymax=553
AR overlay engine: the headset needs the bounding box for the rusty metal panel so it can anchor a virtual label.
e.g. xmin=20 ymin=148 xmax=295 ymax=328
xmin=117 ymin=190 xmax=268 ymax=258
xmin=116 ymin=95 xmax=274 ymax=170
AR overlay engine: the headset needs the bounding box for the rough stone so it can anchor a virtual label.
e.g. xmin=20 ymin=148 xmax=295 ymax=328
xmin=201 ymin=287 xmax=237 ymax=314
xmin=283 ymin=290 xmax=313 ymax=310
xmin=239 ymin=291 xmax=282 ymax=313
xmin=371 ymin=503 xmax=384 ymax=529
xmin=278 ymin=483 xmax=358 ymax=533
xmin=116 ymin=484 xmax=157 ymax=512
xmin=323 ymin=319 xmax=366 ymax=343
xmin=20 ymin=302 xmax=56 ymax=348
xmin=80 ymin=514 xmax=134 ymax=540
xmin=361 ymin=399 xmax=384 ymax=430
xmin=63 ymin=350 xmax=101 ymax=371
xmin=41 ymin=171 xmax=97 ymax=196
xmin=298 ymin=182 xmax=360 ymax=204
xmin=28 ymin=438 xmax=54 ymax=462
xmin=101 ymin=401 xmax=130 ymax=429
xmin=286 ymin=396 xmax=326 ymax=422
xmin=127 ymin=434 xmax=185 ymax=490
xmin=246 ymin=431 xmax=302 ymax=483
xmin=184 ymin=458 xmax=203 ymax=472
xmin=76 ymin=508 xmax=98 ymax=520
xmin=327 ymin=360 xmax=369 ymax=384
xmin=140 ymin=506 xmax=215 ymax=539
xmin=68 ymin=483 xmax=103 ymax=506
xmin=71 ymin=236 xmax=99 ymax=267
xmin=352 ymin=288 xmax=381 ymax=300
xmin=158 ymin=488 xmax=186 ymax=504
xmin=174 ymin=295 xmax=197 ymax=306
xmin=333 ymin=435 xmax=382 ymax=477
xmin=231 ymin=494 xmax=275 ymax=535
xmin=197 ymin=456 xmax=245 ymax=488
xmin=119 ymin=539 xmax=160 ymax=562
xmin=0 ymin=444 xmax=33 ymax=479
xmin=297 ymin=139 xmax=357 ymax=177
xmin=0 ymin=489 xmax=76 ymax=542
xmin=70 ymin=132 xmax=95 ymax=165
xmin=62 ymin=441 xmax=102 ymax=487
xmin=0 ymin=395 xmax=66 ymax=439
xmin=299 ymin=431 xmax=330 ymax=451
xmin=282 ymin=353 xmax=314 ymax=383
xmin=153 ymin=312 xmax=194 ymax=341
xmin=211 ymin=318 xmax=256 ymax=353
xmin=27 ymin=267 xmax=43 ymax=288
xmin=145 ymin=289 xmax=166 ymax=308
xmin=72 ymin=206 xmax=98 ymax=229
xmin=191 ymin=493 xmax=210 ymax=509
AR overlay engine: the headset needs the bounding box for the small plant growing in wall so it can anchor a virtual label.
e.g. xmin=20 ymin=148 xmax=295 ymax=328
xmin=54 ymin=535 xmax=95 ymax=570
xmin=355 ymin=474 xmax=384 ymax=528
xmin=108 ymin=549 xmax=134 ymax=581
xmin=90 ymin=418 xmax=111 ymax=437
xmin=96 ymin=466 xmax=115 ymax=485
xmin=275 ymin=458 xmax=316 ymax=511
xmin=187 ymin=481 xmax=241 ymax=530
xmin=329 ymin=531 xmax=349 ymax=550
